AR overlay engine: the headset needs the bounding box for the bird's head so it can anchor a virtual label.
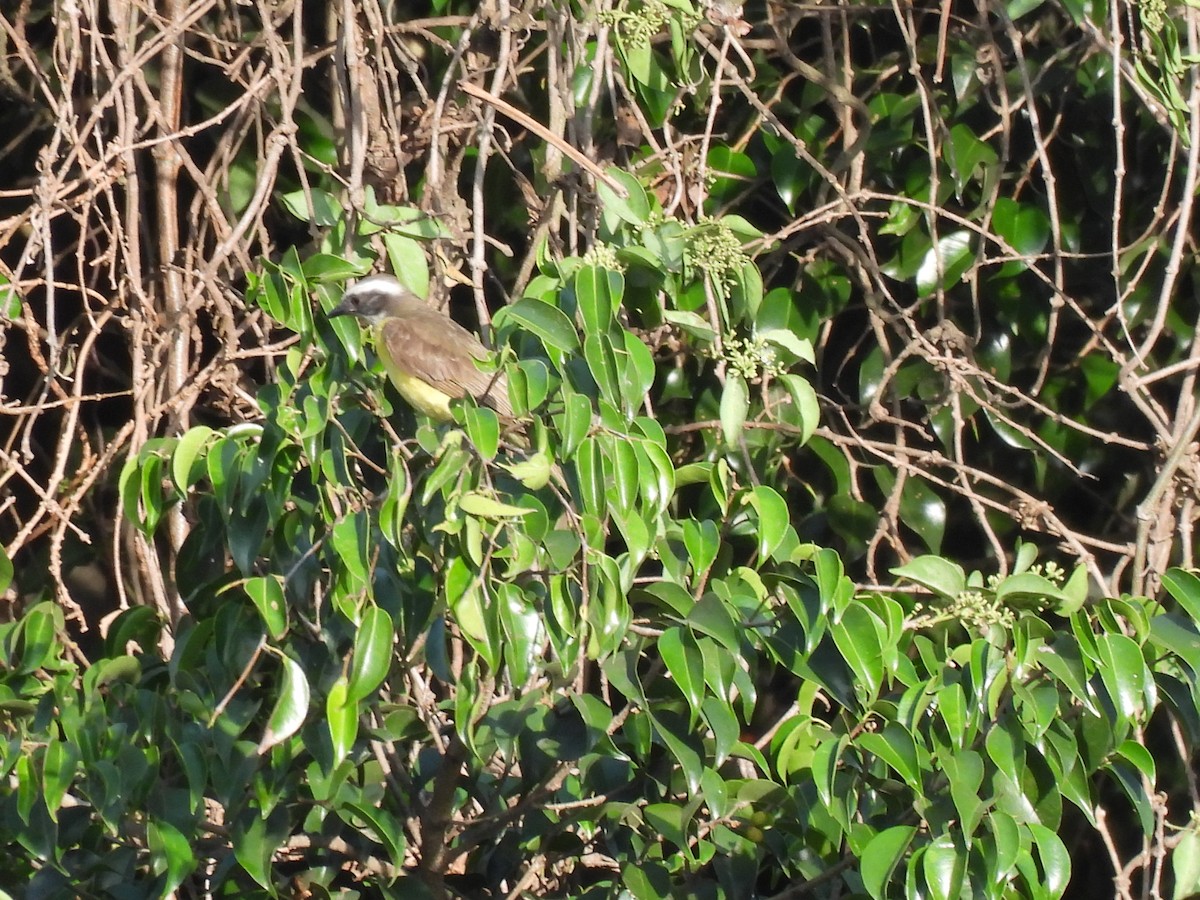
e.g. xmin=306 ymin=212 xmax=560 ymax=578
xmin=329 ymin=274 xmax=410 ymax=325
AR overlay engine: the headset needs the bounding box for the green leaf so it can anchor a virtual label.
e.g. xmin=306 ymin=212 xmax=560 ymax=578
xmin=171 ymin=426 xmax=215 ymax=491
xmin=560 ymin=389 xmax=593 ymax=458
xmin=1163 ymin=568 xmax=1200 ymax=624
xmin=348 ymin=606 xmax=394 ymax=702
xmin=659 ymin=627 xmax=705 ymax=720
xmin=749 ymin=485 xmax=789 ymax=561
xmin=597 ymin=167 xmax=650 ymax=224
xmin=946 ymin=124 xmax=997 ymax=191
xmin=621 ymin=329 xmax=657 ymax=413
xmin=15 ymin=602 xmax=59 ymax=674
xmin=663 ymin=308 xmax=717 ymax=343
xmin=941 ymin=749 xmax=985 ymax=835
xmin=326 ymin=677 xmax=358 ymax=767
xmin=463 ymin=406 xmax=500 ymax=460
xmin=758 ymin=328 xmax=814 ymax=364
xmin=340 ymin=802 xmax=407 ymax=869
xmin=458 ymin=491 xmax=535 ymax=518
xmin=644 ymin=803 xmax=689 ymax=850
xmin=383 ymin=234 xmax=431 ymax=297
xmin=0 ymin=276 xmax=19 ymax=318
xmin=606 ymin=436 xmax=639 ymax=518
xmin=1095 ymin=633 xmax=1147 ymax=720
xmin=332 ymin=510 xmax=370 ymax=586
xmin=41 ymin=739 xmax=76 ymax=822
xmin=576 ymin=265 xmax=622 ymax=334
xmin=575 ymin=437 xmax=606 ymax=518
xmin=892 ymin=556 xmax=966 ymax=601
xmin=830 ymin=604 xmax=885 ymax=702
xmin=279 ymin=187 xmax=342 ymax=226
xmin=1028 ymin=822 xmax=1070 ymax=897
xmin=682 ymin=518 xmax=720 ymax=580
xmin=0 ymin=545 xmax=13 ymax=599
xmin=857 ymin=723 xmax=922 ymax=791
xmin=701 ymin=696 xmax=740 ymax=765
xmin=1114 ymin=739 xmax=1156 ymax=784
xmin=720 ymin=374 xmax=749 ymax=447
xmin=148 ymin=818 xmax=196 ymax=894
xmin=649 ymin=710 xmax=704 ymax=794
xmin=233 ymin=810 xmax=279 ymax=889
xmin=1149 ymin=614 xmax=1200 ymax=676
xmin=992 ymin=196 xmax=1050 ymax=263
xmin=584 ymin=332 xmax=621 ymax=407
xmin=861 ymin=826 xmax=917 ymax=899
xmin=915 ymin=230 xmax=973 ymax=297
xmin=1172 ymin=829 xmax=1200 ymax=900
xmin=258 ymin=651 xmax=310 ymax=754
xmin=244 ymin=576 xmax=287 ymax=640
xmin=498 ymin=298 xmax=580 ymax=353
xmin=780 ymin=373 xmax=819 ymax=444
xmin=923 ymin=835 xmax=966 ymax=900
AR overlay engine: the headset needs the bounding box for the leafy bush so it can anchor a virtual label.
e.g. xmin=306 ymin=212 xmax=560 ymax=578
xmin=3 ymin=0 xmax=1200 ymax=896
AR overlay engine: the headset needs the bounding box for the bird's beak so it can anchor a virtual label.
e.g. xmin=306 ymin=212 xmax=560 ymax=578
xmin=328 ymin=297 xmax=355 ymax=319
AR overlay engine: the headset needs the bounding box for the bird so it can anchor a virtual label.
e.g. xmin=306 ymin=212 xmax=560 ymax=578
xmin=328 ymin=274 xmax=512 ymax=422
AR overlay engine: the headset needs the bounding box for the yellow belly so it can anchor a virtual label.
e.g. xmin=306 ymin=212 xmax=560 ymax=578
xmin=386 ymin=366 xmax=455 ymax=421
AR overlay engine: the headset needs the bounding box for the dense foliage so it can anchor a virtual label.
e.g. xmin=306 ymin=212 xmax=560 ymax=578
xmin=2 ymin=0 xmax=1200 ymax=897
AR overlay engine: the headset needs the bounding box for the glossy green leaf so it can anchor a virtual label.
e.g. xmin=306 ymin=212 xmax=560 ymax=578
xmin=992 ymin=196 xmax=1050 ymax=265
xmin=941 ymin=749 xmax=985 ymax=835
xmin=1172 ymin=829 xmax=1200 ymax=900
xmin=41 ymin=739 xmax=75 ymax=822
xmin=148 ymin=818 xmax=196 ymax=894
xmin=663 ymin=308 xmax=717 ymax=343
xmin=1163 ymin=568 xmax=1200 ymax=624
xmin=575 ymin=437 xmax=606 ymax=518
xmin=463 ymin=406 xmax=500 ymax=460
xmin=258 ymin=651 xmax=311 ymax=754
xmin=326 ymin=676 xmax=358 ymax=767
xmin=621 ymin=329 xmax=657 ymax=412
xmin=459 ymin=491 xmax=535 ymax=519
xmin=0 ymin=545 xmax=11 ymax=595
xmin=830 ymin=604 xmax=884 ymax=701
xmin=332 ymin=510 xmax=370 ymax=586
xmin=584 ymin=332 xmax=621 ymax=407
xmin=861 ymin=825 xmax=917 ymax=899
xmin=348 ymin=605 xmax=394 ymax=702
xmin=779 ymin=373 xmax=819 ymax=444
xmin=915 ymin=230 xmax=973 ymax=297
xmin=606 ymin=436 xmax=639 ymax=517
xmin=1148 ymin=614 xmax=1200 ymax=676
xmin=857 ymin=723 xmax=921 ymax=790
xmin=683 ymin=519 xmax=720 ymax=580
xmin=748 ymin=485 xmax=789 ymax=561
xmin=720 ymin=374 xmax=749 ymax=447
xmin=923 ymin=834 xmax=966 ymax=900
xmin=244 ymin=576 xmax=287 ymax=640
xmin=233 ymin=811 xmax=279 ymax=888
xmin=644 ymin=802 xmax=688 ymax=850
xmin=701 ymin=696 xmax=739 ymax=765
xmin=891 ymin=556 xmax=966 ymax=601
xmin=597 ymin=167 xmax=651 ymax=225
xmin=1027 ymin=822 xmax=1070 ymax=897
xmin=649 ymin=710 xmax=703 ymax=795
xmin=1095 ymin=633 xmax=1147 ymax=720
xmin=575 ymin=265 xmax=621 ymax=334
xmin=498 ymin=298 xmax=580 ymax=354
xmin=659 ymin=627 xmax=705 ymax=720
xmin=171 ymin=426 xmax=215 ymax=492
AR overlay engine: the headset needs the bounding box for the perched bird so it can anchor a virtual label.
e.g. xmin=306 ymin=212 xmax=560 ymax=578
xmin=328 ymin=274 xmax=512 ymax=422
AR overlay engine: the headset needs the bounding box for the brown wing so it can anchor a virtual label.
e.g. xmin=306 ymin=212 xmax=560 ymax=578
xmin=378 ymin=307 xmax=513 ymax=418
